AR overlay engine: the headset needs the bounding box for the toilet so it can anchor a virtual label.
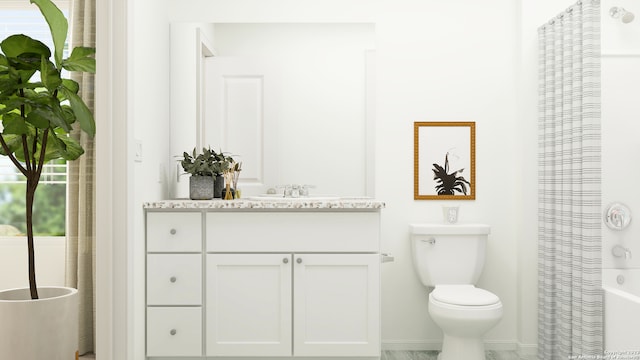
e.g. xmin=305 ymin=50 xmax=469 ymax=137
xmin=410 ymin=223 xmax=503 ymax=360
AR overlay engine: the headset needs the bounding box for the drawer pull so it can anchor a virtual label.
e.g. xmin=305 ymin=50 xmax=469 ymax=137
xmin=169 ymin=276 xmax=177 ymax=283
xmin=170 ymin=329 xmax=177 ymax=336
xmin=296 ymin=258 xmax=302 ymax=264
xmin=282 ymin=258 xmax=289 ymax=264
xmin=169 ymin=229 xmax=177 ymax=235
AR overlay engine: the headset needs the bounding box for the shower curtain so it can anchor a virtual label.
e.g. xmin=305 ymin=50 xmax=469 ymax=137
xmin=538 ymin=1 xmax=603 ymax=359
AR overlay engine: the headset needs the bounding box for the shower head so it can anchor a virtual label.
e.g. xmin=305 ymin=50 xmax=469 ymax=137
xmin=610 ymin=7 xmax=635 ymax=23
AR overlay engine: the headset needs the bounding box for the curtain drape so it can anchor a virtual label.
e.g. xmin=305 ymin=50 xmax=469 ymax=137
xmin=537 ymin=1 xmax=603 ymax=359
xmin=65 ymin=0 xmax=96 ymax=355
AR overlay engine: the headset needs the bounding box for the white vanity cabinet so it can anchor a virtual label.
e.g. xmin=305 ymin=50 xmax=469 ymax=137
xmin=146 ymin=212 xmax=203 ymax=357
xmin=144 ymin=199 xmax=384 ymax=360
xmin=206 ymin=253 xmax=380 ymax=357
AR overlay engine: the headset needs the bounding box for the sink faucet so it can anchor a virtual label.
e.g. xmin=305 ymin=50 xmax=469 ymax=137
xmin=290 ymin=185 xmax=301 ymax=198
xmin=278 ymin=184 xmax=314 ymax=198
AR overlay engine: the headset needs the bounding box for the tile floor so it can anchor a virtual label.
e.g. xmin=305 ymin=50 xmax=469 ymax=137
xmin=382 ymin=350 xmax=536 ymax=360
xmin=81 ymin=350 xmax=536 ymax=359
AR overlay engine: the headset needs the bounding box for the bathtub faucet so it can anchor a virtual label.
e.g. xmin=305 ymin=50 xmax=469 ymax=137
xmin=612 ymin=245 xmax=632 ymax=259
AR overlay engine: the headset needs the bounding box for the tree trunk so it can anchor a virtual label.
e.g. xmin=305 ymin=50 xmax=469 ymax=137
xmin=26 ymin=177 xmax=38 ymax=300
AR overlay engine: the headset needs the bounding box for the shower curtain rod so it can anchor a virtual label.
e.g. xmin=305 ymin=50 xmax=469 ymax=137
xmin=541 ymin=0 xmax=600 ymax=28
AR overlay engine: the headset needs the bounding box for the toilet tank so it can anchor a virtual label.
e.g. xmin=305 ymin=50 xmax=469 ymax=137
xmin=410 ymin=223 xmax=490 ymax=287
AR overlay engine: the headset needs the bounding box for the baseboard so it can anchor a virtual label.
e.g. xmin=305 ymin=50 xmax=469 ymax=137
xmin=517 ymin=342 xmax=538 ymax=357
xmin=381 ymin=340 xmax=442 ymax=351
xmin=381 ymin=340 xmax=518 ymax=352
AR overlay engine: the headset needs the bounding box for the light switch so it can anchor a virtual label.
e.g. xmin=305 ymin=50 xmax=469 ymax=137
xmin=135 ymin=140 xmax=143 ymax=162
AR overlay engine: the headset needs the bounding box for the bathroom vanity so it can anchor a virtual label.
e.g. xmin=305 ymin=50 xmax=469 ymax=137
xmin=143 ymin=198 xmax=385 ymax=360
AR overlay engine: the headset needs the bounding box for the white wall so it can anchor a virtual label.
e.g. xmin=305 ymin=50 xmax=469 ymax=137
xmin=375 ymin=1 xmax=521 ymax=350
xmin=131 ymin=0 xmax=172 ymax=359
xmin=163 ymin=0 xmax=523 ymax=352
xmin=117 ymin=0 xmax=640 ymax=358
xmin=601 ymin=0 xmax=640 ymax=271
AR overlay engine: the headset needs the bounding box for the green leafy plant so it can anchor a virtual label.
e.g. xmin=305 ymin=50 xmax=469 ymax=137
xmin=432 ymin=152 xmax=470 ymax=196
xmin=0 ymin=0 xmax=96 ymax=299
xmin=181 ymin=147 xmax=233 ymax=177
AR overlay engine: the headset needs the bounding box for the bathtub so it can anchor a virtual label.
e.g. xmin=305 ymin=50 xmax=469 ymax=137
xmin=603 ymin=269 xmax=640 ymax=359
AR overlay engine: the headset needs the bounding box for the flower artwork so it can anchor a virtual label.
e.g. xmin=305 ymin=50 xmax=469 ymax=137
xmin=432 ymin=152 xmax=470 ymax=196
xmin=414 ymin=122 xmax=475 ymax=200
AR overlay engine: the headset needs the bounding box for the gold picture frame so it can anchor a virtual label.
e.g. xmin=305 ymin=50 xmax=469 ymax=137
xmin=414 ymin=121 xmax=476 ymax=200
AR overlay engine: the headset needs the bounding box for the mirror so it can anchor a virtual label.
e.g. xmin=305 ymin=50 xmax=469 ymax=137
xmin=171 ymin=23 xmax=376 ymax=198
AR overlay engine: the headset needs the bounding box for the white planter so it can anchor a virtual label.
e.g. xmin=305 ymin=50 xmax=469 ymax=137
xmin=0 ymin=286 xmax=78 ymax=360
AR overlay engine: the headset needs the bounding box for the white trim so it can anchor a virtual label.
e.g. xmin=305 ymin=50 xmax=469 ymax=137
xmin=381 ymin=340 xmax=519 ymax=352
xmin=0 ymin=1 xmax=69 ymax=10
xmin=96 ymin=0 xmax=130 ymax=358
xmin=196 ymin=28 xmax=216 ymax=150
xmin=517 ymin=342 xmax=538 ymax=357
xmin=381 ymin=340 xmax=442 ymax=351
xmin=602 ymin=52 xmax=640 ymax=57
xmin=364 ymin=49 xmax=376 ymax=198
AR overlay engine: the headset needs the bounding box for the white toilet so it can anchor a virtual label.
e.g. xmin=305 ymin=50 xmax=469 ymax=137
xmin=410 ymin=223 xmax=503 ymax=360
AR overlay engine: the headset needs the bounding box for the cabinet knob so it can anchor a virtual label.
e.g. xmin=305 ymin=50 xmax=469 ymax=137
xmin=283 ymin=258 xmax=289 ymax=264
xmin=170 ymin=276 xmax=177 ymax=283
xmin=170 ymin=329 xmax=177 ymax=336
xmin=296 ymin=258 xmax=302 ymax=264
xmin=169 ymin=229 xmax=177 ymax=235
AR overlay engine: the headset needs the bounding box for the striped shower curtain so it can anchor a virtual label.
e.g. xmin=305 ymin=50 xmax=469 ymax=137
xmin=538 ymin=1 xmax=603 ymax=359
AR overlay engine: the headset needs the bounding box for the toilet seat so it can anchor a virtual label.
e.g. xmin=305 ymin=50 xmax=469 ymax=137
xmin=431 ymin=285 xmax=500 ymax=306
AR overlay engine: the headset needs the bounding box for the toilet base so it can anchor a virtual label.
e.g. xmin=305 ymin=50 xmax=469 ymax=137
xmin=438 ymin=334 xmax=486 ymax=360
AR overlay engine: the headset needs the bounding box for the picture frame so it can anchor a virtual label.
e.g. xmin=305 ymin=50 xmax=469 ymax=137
xmin=414 ymin=121 xmax=476 ymax=200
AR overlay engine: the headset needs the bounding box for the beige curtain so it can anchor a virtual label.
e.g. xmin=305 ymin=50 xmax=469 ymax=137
xmin=65 ymin=0 xmax=96 ymax=355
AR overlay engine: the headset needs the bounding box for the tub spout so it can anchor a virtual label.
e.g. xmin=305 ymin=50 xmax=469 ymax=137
xmin=612 ymin=245 xmax=632 ymax=259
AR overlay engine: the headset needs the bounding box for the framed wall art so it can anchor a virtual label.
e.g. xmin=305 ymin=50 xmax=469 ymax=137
xmin=414 ymin=121 xmax=475 ymax=200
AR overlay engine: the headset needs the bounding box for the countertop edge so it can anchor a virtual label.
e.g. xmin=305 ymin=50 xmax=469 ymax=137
xmin=143 ymin=199 xmax=386 ymax=210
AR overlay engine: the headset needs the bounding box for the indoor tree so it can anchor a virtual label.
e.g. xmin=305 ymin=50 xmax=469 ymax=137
xmin=0 ymin=0 xmax=96 ymax=299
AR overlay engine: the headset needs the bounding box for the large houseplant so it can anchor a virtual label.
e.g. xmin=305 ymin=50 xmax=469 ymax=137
xmin=0 ymin=0 xmax=95 ymax=357
xmin=0 ymin=0 xmax=95 ymax=299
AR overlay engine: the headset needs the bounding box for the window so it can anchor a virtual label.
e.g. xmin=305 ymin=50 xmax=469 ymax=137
xmin=0 ymin=1 xmax=70 ymax=236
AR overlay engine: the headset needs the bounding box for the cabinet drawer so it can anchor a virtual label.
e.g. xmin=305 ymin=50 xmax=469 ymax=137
xmin=206 ymin=212 xmax=380 ymax=252
xmin=147 ymin=307 xmax=202 ymax=357
xmin=147 ymin=254 xmax=202 ymax=305
xmin=147 ymin=212 xmax=202 ymax=252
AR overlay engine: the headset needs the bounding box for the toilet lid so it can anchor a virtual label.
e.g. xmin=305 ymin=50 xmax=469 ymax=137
xmin=432 ymin=285 xmax=500 ymax=306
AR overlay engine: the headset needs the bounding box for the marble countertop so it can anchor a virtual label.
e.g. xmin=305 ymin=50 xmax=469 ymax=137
xmin=143 ymin=197 xmax=385 ymax=211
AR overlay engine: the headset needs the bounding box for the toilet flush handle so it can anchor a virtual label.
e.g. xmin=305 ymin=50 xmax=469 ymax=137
xmin=422 ymin=237 xmax=436 ymax=245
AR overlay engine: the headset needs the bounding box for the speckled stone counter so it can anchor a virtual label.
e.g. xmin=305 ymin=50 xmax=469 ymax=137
xmin=143 ymin=198 xmax=385 ymax=211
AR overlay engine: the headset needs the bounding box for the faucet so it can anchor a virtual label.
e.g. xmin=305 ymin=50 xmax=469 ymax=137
xmin=278 ymin=184 xmax=314 ymax=198
xmin=612 ymin=245 xmax=632 ymax=259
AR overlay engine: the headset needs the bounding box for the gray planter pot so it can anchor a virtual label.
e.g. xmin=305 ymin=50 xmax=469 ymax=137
xmin=189 ymin=175 xmax=214 ymax=200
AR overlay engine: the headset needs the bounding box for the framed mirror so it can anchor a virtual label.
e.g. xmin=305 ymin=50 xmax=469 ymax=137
xmin=414 ymin=121 xmax=475 ymax=200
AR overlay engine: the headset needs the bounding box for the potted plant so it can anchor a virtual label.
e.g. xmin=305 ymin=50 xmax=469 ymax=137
xmin=0 ymin=0 xmax=95 ymax=358
xmin=181 ymin=147 xmax=217 ymax=200
xmin=181 ymin=147 xmax=235 ymax=199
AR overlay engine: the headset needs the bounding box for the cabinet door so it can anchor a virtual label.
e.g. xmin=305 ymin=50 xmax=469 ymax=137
xmin=293 ymin=254 xmax=380 ymax=357
xmin=206 ymin=254 xmax=292 ymax=357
